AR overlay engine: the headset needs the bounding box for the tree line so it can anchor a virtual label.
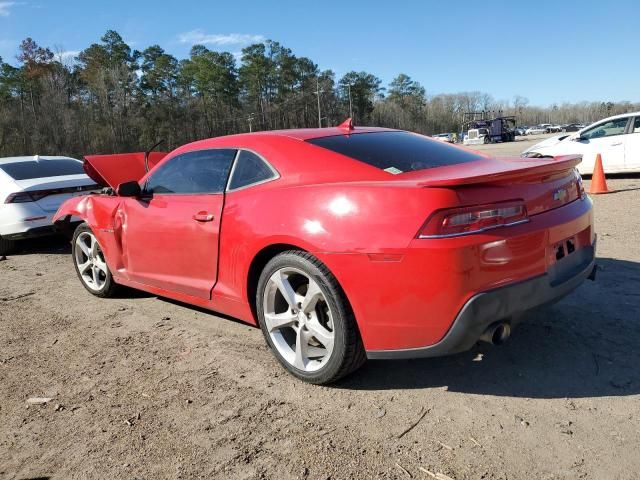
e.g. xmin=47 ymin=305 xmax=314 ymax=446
xmin=1 ymin=30 xmax=638 ymax=157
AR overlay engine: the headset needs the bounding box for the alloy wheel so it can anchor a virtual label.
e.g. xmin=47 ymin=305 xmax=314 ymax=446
xmin=263 ymin=267 xmax=335 ymax=372
xmin=74 ymin=231 xmax=108 ymax=291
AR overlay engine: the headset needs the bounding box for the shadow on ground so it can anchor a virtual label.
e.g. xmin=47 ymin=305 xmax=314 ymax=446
xmin=104 ymin=256 xmax=639 ymax=400
xmin=336 ymin=257 xmax=640 ymax=399
xmin=11 ymin=231 xmax=638 ymax=401
xmin=9 ymin=235 xmax=70 ymax=255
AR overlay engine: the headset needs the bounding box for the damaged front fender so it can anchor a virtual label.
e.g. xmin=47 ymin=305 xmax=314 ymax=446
xmin=54 ymin=194 xmax=126 ymax=275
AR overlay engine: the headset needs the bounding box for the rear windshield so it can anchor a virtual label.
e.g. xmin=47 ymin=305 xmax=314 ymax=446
xmin=307 ymin=131 xmax=481 ymax=173
xmin=0 ymin=159 xmax=84 ymax=180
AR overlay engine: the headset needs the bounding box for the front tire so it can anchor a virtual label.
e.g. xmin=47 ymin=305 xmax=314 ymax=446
xmin=72 ymin=223 xmax=118 ymax=297
xmin=256 ymin=251 xmax=366 ymax=384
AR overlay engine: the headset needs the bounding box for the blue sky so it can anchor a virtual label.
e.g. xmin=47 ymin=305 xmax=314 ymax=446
xmin=0 ymin=0 xmax=638 ymax=106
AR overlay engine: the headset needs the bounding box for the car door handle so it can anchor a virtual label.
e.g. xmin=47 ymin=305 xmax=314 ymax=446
xmin=610 ymin=142 xmax=623 ymax=146
xmin=193 ymin=212 xmax=215 ymax=222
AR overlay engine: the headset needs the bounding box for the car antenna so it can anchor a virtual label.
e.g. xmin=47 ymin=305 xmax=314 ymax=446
xmin=338 ymin=117 xmax=354 ymax=132
xmin=144 ymin=139 xmax=164 ymax=172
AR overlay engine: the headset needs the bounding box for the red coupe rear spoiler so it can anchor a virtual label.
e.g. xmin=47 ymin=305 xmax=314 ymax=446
xmin=407 ymin=155 xmax=582 ymax=187
xmin=83 ymin=152 xmax=168 ymax=189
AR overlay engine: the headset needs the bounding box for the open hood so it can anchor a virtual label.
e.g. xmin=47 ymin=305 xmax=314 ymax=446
xmin=83 ymin=152 xmax=168 ymax=189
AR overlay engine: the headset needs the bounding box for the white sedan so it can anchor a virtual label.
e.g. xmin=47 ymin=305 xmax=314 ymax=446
xmin=522 ymin=112 xmax=640 ymax=175
xmin=525 ymin=126 xmax=548 ymax=135
xmin=0 ymin=156 xmax=97 ymax=255
xmin=432 ymin=133 xmax=454 ymax=143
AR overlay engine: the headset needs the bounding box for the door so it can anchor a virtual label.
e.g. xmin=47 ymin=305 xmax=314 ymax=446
xmin=121 ymin=148 xmax=237 ymax=299
xmin=575 ymin=116 xmax=629 ymax=174
xmin=625 ymin=116 xmax=640 ymax=172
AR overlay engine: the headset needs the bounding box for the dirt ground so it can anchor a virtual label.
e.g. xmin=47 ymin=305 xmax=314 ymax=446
xmin=1 ymin=140 xmax=640 ymax=479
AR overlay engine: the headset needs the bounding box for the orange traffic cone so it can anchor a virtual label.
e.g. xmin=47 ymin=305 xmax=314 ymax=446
xmin=589 ymin=153 xmax=611 ymax=195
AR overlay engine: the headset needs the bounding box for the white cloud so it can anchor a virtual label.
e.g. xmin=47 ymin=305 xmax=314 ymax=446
xmin=0 ymin=2 xmax=16 ymax=16
xmin=178 ymin=30 xmax=264 ymax=47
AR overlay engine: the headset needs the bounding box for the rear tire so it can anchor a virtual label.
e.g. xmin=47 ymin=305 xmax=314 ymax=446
xmin=0 ymin=236 xmax=15 ymax=256
xmin=256 ymin=251 xmax=366 ymax=384
xmin=72 ymin=223 xmax=119 ymax=298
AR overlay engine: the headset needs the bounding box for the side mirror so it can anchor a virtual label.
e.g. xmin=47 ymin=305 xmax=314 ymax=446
xmin=116 ymin=181 xmax=141 ymax=197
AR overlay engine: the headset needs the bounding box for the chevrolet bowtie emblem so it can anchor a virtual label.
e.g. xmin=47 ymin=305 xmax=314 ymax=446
xmin=553 ymin=188 xmax=568 ymax=202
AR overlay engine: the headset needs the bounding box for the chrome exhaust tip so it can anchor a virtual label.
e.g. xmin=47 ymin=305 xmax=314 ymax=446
xmin=479 ymin=322 xmax=511 ymax=346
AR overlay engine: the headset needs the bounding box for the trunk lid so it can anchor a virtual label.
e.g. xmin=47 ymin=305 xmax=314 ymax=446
xmin=404 ymin=155 xmax=583 ymax=216
xmin=12 ymin=175 xmax=99 ymax=212
xmin=83 ymin=152 xmax=168 ymax=189
xmin=405 ymin=155 xmax=581 ymax=187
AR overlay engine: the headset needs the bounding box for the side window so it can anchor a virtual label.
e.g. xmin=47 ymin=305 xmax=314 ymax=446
xmin=228 ymin=150 xmax=276 ymax=190
xmin=145 ymin=149 xmax=236 ymax=194
xmin=581 ymin=117 xmax=629 ymax=140
xmin=634 ymin=117 xmax=640 ymax=134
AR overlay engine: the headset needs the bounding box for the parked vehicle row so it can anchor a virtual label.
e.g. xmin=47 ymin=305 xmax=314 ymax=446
xmin=516 ymin=123 xmax=588 ymax=136
xmin=562 ymin=123 xmax=586 ymax=132
xmin=432 ymin=133 xmax=455 ymax=143
xmin=525 ymin=125 xmax=548 ymax=135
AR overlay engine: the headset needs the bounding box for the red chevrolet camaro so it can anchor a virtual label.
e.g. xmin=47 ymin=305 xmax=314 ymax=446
xmin=54 ymin=120 xmax=596 ymax=384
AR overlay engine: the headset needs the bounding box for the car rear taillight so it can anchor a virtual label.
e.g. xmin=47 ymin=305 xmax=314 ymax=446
xmin=418 ymin=201 xmax=529 ymax=238
xmin=4 ymin=192 xmax=35 ymax=203
xmin=576 ymin=169 xmax=585 ymax=199
xmin=4 ymin=185 xmax=98 ymax=204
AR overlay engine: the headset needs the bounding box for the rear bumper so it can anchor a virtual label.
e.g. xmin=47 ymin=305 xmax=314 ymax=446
xmin=366 ymin=241 xmax=596 ymax=360
xmin=0 ymin=202 xmax=53 ymax=237
xmin=0 ymin=216 xmax=55 ymax=239
xmin=2 ymin=225 xmax=57 ymax=240
xmin=1 ymin=205 xmax=83 ymax=240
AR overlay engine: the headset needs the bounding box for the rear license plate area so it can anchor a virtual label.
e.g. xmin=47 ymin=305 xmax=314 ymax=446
xmin=552 ymin=235 xmax=577 ymax=262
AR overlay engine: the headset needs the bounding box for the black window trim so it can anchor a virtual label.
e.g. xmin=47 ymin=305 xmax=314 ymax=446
xmin=141 ymin=147 xmax=279 ymax=197
xmin=226 ymin=148 xmax=280 ymax=193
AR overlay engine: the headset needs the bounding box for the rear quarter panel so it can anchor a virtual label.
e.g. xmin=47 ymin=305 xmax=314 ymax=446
xmin=216 ymin=162 xmax=594 ymax=351
xmin=214 ymin=181 xmax=459 ymax=337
